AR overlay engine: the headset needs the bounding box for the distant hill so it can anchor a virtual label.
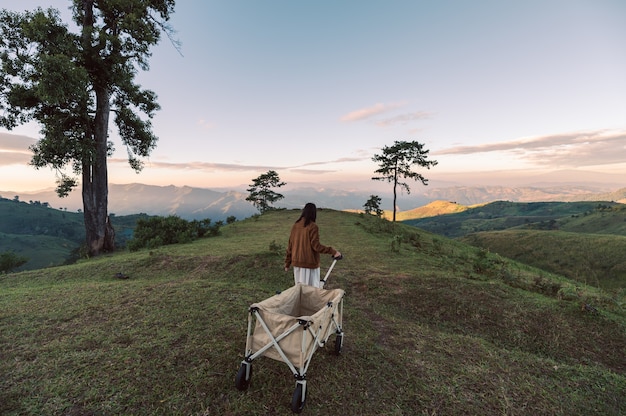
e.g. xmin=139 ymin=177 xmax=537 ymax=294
xmin=0 ymin=183 xmax=392 ymax=221
xmin=402 ymin=200 xmax=621 ymax=238
xmin=0 ymin=184 xmax=258 ymax=221
xmin=2 ymin=183 xmax=624 ymax=221
xmin=395 ymin=200 xmax=475 ymax=221
xmin=421 ymin=185 xmax=626 ymax=205
xmin=557 ymin=203 xmax=626 ymax=235
xmin=0 ymin=197 xmax=149 ymax=271
xmin=402 ymin=200 xmax=626 ymax=291
xmin=3 ymin=181 xmax=625 ymax=272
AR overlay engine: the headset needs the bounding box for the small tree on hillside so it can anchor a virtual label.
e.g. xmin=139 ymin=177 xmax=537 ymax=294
xmin=372 ymin=140 xmax=437 ymax=222
xmin=246 ymin=170 xmax=286 ymax=213
xmin=363 ymin=195 xmax=383 ymax=217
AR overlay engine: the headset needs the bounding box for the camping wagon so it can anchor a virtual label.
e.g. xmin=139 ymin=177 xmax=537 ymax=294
xmin=235 ymin=257 xmax=344 ymax=413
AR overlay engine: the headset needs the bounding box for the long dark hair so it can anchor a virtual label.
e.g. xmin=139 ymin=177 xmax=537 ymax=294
xmin=296 ymin=202 xmax=317 ymax=226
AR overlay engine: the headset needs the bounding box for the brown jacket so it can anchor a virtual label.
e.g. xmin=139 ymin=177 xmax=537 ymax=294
xmin=285 ymin=220 xmax=336 ymax=269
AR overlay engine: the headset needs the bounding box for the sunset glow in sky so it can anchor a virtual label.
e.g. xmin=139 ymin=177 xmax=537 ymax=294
xmin=1 ymin=0 xmax=625 ymax=192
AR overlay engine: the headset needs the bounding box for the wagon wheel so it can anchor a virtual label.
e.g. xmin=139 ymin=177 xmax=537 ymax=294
xmin=334 ymin=332 xmax=343 ymax=355
xmin=291 ymin=383 xmax=306 ymax=413
xmin=235 ymin=363 xmax=252 ymax=391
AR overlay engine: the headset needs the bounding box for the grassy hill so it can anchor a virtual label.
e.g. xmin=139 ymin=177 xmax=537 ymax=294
xmin=0 ymin=198 xmax=84 ymax=270
xmin=1 ymin=209 xmax=624 ymax=415
xmin=402 ymin=200 xmax=620 ymax=238
xmin=556 ymin=203 xmax=626 ymax=235
xmin=394 ymin=200 xmax=473 ymax=221
xmin=427 ymin=203 xmax=626 ymax=292
xmin=461 ymin=230 xmax=626 ymax=292
xmin=0 ymin=197 xmax=153 ymax=271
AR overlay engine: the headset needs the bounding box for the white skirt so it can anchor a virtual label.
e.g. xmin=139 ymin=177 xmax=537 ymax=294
xmin=293 ymin=267 xmax=321 ymax=288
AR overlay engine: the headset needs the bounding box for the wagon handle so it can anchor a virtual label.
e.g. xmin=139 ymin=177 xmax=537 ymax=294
xmin=320 ymin=255 xmax=343 ymax=288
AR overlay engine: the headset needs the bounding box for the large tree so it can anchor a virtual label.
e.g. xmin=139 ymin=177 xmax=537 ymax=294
xmin=0 ymin=0 xmax=176 ymax=256
xmin=372 ymin=140 xmax=438 ymax=222
xmin=246 ymin=170 xmax=286 ymax=213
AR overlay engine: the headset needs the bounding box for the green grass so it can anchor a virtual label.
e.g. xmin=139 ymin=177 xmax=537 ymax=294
xmin=461 ymin=230 xmax=626 ymax=291
xmin=1 ymin=210 xmax=624 ymax=415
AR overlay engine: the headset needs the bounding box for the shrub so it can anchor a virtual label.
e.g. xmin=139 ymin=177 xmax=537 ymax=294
xmin=268 ymin=240 xmax=284 ymax=255
xmin=473 ymin=248 xmax=507 ymax=275
xmin=0 ymin=251 xmax=28 ymax=273
xmin=190 ymin=219 xmax=222 ymax=238
xmin=127 ymin=215 xmax=221 ymax=251
xmin=390 ymin=234 xmax=403 ymax=252
xmin=531 ymin=275 xmax=562 ymax=297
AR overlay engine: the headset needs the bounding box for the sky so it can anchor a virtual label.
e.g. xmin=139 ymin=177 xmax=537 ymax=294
xmin=1 ymin=0 xmax=625 ymax=193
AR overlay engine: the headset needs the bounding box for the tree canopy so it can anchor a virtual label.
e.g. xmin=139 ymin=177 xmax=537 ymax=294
xmin=0 ymin=0 xmax=176 ymax=256
xmin=372 ymin=140 xmax=437 ymax=221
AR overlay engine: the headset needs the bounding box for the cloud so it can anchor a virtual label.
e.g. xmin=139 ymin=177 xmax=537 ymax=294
xmin=197 ymin=119 xmax=216 ymax=130
xmin=340 ymin=102 xmax=404 ymax=122
xmin=435 ymin=129 xmax=626 ymax=168
xmin=288 ymin=169 xmax=337 ymax=175
xmin=0 ymin=151 xmax=32 ymax=166
xmin=111 ymin=158 xmax=278 ymax=172
xmin=375 ymin=111 xmax=433 ymax=127
xmin=0 ymin=132 xmax=36 ymax=151
xmin=294 ymin=157 xmax=368 ymax=168
xmin=340 ymin=102 xmax=433 ymax=128
xmin=111 ymin=155 xmax=369 ymax=173
xmin=0 ymin=133 xmax=36 ymax=166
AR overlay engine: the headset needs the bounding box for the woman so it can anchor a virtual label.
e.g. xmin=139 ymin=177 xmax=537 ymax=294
xmin=284 ymin=203 xmax=342 ymax=288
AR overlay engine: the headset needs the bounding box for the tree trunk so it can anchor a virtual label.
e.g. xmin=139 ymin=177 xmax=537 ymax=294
xmin=82 ymin=87 xmax=115 ymax=256
xmin=392 ymin=163 xmax=398 ymax=222
xmin=392 ymin=184 xmax=397 ymax=222
xmin=79 ymin=0 xmax=114 ymax=256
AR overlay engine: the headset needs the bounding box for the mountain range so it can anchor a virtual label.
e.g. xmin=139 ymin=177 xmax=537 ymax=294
xmin=1 ymin=169 xmax=624 ymax=221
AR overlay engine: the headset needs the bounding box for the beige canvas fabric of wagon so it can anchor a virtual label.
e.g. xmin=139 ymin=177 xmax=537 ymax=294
xmin=249 ymin=283 xmax=345 ymax=367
